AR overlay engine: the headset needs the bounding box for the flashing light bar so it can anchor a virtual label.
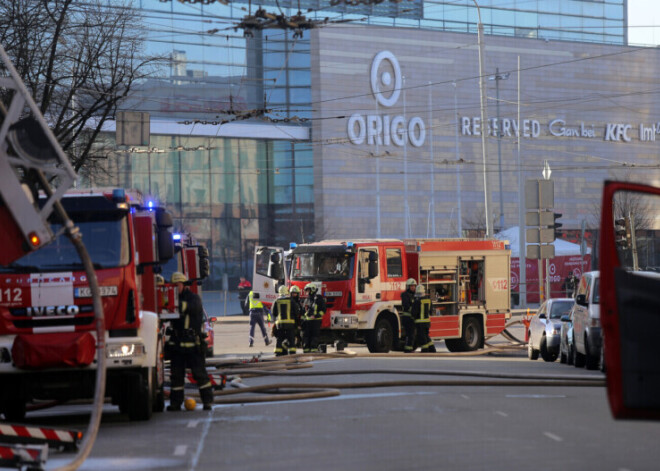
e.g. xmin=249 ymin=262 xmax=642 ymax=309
xmin=173 ymin=233 xmax=182 ymax=241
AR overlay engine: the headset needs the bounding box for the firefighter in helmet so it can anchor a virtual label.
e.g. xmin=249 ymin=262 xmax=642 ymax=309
xmin=272 ymin=285 xmax=303 ymax=356
xmin=412 ymin=284 xmax=436 ymax=353
xmin=400 ymin=278 xmax=417 ymax=353
xmin=166 ymin=272 xmax=214 ymax=411
xmin=302 ymin=282 xmax=325 ymax=352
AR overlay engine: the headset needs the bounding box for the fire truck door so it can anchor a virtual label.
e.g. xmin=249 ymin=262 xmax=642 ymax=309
xmin=355 ymin=247 xmax=381 ymax=304
xmin=253 ymin=246 xmax=285 ymax=305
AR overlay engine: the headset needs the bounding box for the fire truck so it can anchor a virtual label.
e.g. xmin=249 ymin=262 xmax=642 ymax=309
xmin=0 ymin=188 xmax=174 ymax=421
xmin=255 ymin=238 xmax=511 ymax=353
xmin=157 ymin=233 xmax=214 ymax=357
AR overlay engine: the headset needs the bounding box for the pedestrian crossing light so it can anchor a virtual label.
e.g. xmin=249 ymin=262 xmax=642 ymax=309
xmin=614 ymin=217 xmax=629 ymax=248
xmin=552 ymin=212 xmax=563 ymax=240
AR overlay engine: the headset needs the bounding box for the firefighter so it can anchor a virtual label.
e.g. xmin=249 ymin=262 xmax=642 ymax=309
xmin=302 ymin=282 xmax=325 ymax=353
xmin=246 ymin=290 xmax=271 ymax=347
xmin=412 ymin=284 xmax=436 ymax=353
xmin=272 ymin=285 xmax=302 ymax=356
xmin=400 ymin=278 xmax=417 ymax=353
xmin=166 ymin=272 xmax=214 ymax=411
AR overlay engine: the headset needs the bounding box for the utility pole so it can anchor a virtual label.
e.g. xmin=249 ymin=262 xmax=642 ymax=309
xmin=489 ymin=68 xmax=509 ymax=232
xmin=473 ymin=0 xmax=491 ymax=237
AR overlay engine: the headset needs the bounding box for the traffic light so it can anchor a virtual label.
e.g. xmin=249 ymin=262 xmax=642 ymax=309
xmin=614 ymin=217 xmax=630 ymax=248
xmin=552 ymin=212 xmax=563 ymax=240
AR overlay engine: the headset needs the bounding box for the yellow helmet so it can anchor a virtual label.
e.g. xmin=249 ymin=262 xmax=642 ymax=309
xmin=156 ymin=274 xmax=165 ymax=286
xmin=290 ymin=285 xmax=301 ymax=294
xmin=304 ymin=282 xmax=318 ymax=295
xmin=278 ymin=285 xmax=289 ymax=296
xmin=406 ymin=278 xmax=417 ymax=287
xmin=171 ymin=272 xmax=188 ymax=284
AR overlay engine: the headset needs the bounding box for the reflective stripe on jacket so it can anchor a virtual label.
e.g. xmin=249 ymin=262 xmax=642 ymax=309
xmin=413 ymin=297 xmax=431 ymax=323
xmin=274 ymin=298 xmax=295 ymax=326
xmin=248 ymin=291 xmax=264 ymax=310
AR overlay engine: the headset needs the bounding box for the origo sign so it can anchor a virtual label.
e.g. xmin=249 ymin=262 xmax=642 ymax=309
xmin=347 ymin=51 xmax=426 ymax=148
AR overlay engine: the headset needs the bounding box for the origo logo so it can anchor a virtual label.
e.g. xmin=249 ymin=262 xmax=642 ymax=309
xmin=347 ymin=51 xmax=425 ymax=147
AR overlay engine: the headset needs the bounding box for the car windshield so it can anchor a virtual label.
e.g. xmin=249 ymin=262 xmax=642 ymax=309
xmin=550 ymin=301 xmax=573 ymax=319
xmin=290 ymin=252 xmax=353 ymax=281
xmin=1 ymin=214 xmax=130 ymax=272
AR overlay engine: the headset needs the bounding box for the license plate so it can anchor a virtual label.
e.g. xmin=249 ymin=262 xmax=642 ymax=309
xmin=75 ymin=286 xmax=118 ymax=298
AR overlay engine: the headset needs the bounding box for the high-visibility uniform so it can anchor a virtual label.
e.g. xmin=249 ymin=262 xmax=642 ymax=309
xmin=247 ymin=291 xmax=270 ymax=347
xmin=412 ymin=295 xmax=435 ymax=353
xmin=167 ymin=288 xmax=214 ymax=409
xmin=400 ymin=289 xmax=416 ymax=352
xmin=272 ymin=295 xmax=302 ymax=355
xmin=302 ymin=293 xmax=325 ymax=352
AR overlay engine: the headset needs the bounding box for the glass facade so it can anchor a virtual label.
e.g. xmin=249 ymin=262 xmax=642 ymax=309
xmin=95 ymin=0 xmax=625 ymax=287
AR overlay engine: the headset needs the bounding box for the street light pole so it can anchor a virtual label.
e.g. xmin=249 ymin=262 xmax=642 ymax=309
xmin=473 ymin=0 xmax=491 ymax=237
xmin=489 ymin=68 xmax=509 ymax=232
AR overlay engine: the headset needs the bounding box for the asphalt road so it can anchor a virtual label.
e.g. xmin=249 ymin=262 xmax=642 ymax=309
xmin=13 ymin=319 xmax=660 ymax=470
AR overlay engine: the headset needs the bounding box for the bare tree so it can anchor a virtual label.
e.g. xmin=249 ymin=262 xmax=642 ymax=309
xmin=0 ymin=0 xmax=163 ymax=174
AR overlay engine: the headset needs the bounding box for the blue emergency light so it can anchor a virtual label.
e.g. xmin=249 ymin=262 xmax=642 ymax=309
xmin=289 ymin=242 xmax=297 ymax=249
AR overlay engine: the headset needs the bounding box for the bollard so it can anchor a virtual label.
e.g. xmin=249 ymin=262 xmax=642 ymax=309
xmin=523 ymin=308 xmax=532 ymax=343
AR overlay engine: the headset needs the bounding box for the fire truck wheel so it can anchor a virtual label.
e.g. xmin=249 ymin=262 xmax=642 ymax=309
xmin=459 ymin=317 xmax=482 ymax=352
xmin=366 ymin=317 xmax=394 ymax=353
xmin=127 ymin=368 xmax=154 ymax=421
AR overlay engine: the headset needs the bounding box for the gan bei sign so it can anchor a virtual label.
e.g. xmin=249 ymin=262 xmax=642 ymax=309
xmin=347 ymin=51 xmax=426 ymax=148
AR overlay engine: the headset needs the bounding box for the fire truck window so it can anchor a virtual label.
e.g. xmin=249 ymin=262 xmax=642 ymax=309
xmin=256 ymin=249 xmax=275 ymax=276
xmin=386 ymin=249 xmax=402 ymax=278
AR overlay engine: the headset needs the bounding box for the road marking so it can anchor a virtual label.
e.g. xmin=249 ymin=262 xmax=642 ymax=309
xmin=461 ymin=394 xmax=470 ymax=400
xmin=494 ymin=410 xmax=508 ymax=417
xmin=190 ymin=410 xmax=215 ymax=470
xmin=174 ymin=445 xmax=187 ymax=456
xmin=187 ymin=420 xmax=199 ymax=428
xmin=543 ymin=432 xmax=563 ymax=442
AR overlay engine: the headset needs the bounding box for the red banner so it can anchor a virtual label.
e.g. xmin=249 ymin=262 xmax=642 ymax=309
xmin=511 ymin=255 xmax=591 ymax=304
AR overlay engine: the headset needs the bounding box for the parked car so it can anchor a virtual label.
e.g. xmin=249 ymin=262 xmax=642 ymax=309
xmin=202 ymin=309 xmax=216 ymax=357
xmin=559 ymin=312 xmax=574 ymax=364
xmin=527 ymin=298 xmax=574 ymax=362
xmin=571 ymin=270 xmax=601 ymax=370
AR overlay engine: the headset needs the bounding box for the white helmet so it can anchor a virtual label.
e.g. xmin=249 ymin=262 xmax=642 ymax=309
xmin=278 ymin=285 xmax=289 ymax=296
xmin=415 ymin=284 xmax=426 ymax=296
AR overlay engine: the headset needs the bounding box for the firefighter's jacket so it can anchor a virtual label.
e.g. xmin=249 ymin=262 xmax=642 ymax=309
xmin=273 ymin=295 xmax=303 ymax=329
xmin=400 ymin=289 xmax=416 ymax=317
xmin=168 ymin=288 xmax=204 ymax=349
xmin=412 ymin=295 xmax=432 ymax=324
xmin=302 ymin=293 xmax=325 ymax=321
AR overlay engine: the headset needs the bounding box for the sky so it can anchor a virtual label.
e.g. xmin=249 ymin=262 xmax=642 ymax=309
xmin=628 ymin=0 xmax=660 ymax=45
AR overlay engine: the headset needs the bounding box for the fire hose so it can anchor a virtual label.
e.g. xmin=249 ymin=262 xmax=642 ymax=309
xmin=182 ymin=354 xmax=605 ymax=405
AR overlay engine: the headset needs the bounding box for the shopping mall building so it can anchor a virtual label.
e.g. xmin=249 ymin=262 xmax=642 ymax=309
xmin=91 ymin=0 xmax=660 ymax=287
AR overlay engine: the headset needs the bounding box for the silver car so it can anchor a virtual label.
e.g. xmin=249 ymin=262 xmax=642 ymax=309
xmin=527 ymin=298 xmax=575 ymax=362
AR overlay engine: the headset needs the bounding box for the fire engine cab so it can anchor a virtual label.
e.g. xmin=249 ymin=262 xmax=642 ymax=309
xmin=254 ymin=238 xmax=511 ymax=353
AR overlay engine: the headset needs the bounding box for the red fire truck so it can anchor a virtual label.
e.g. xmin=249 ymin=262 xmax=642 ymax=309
xmin=0 ymin=188 xmax=174 ymax=421
xmin=255 ymin=238 xmax=511 ymax=353
xmin=158 ymin=233 xmax=214 ymax=357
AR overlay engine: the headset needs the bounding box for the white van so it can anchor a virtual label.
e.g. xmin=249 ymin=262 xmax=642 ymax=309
xmin=571 ymin=270 xmax=601 ymax=370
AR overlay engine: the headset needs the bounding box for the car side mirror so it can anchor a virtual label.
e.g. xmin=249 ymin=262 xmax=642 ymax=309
xmin=576 ymin=294 xmax=587 ymax=306
xmin=561 ymin=314 xmax=570 ymax=322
